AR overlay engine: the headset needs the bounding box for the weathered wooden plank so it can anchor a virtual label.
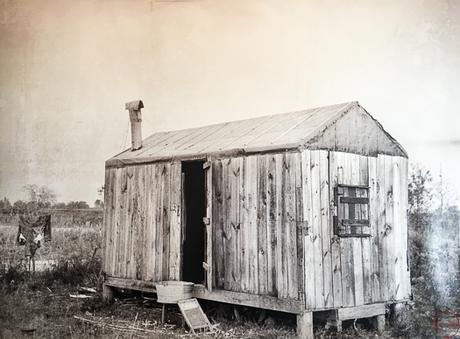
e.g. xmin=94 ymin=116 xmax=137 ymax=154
xmin=109 ymin=168 xmax=117 ymax=275
xmin=294 ymin=152 xmax=304 ymax=302
xmin=192 ymin=285 xmax=304 ymax=314
xmin=377 ymin=155 xmax=388 ymax=301
xmin=162 ymin=163 xmax=171 ymax=280
xmin=212 ymin=159 xmax=224 ymax=288
xmin=337 ymin=303 xmax=385 ymax=321
xmin=351 ymin=154 xmax=364 ymax=306
xmin=401 ymin=157 xmax=411 ymax=300
xmin=111 ymin=169 xmax=119 ymax=277
xmin=239 ymin=156 xmax=249 ymax=292
xmin=205 ymin=158 xmax=213 ymax=290
xmin=285 ymin=152 xmax=298 ymax=299
xmin=118 ymin=167 xmax=128 ymax=278
xmin=105 ymin=276 xmax=157 ymax=293
xmin=319 ymin=151 xmax=333 ymax=307
xmin=129 ymin=166 xmax=138 ymax=279
xmin=139 ymin=165 xmax=149 ymax=280
xmin=393 ymin=156 xmax=410 ymax=301
xmin=359 ymin=156 xmax=372 ymax=305
xmin=124 ymin=166 xmax=132 ymax=279
xmin=102 ymin=169 xmax=109 ymax=274
xmin=223 ymin=158 xmax=233 ymax=291
xmin=257 ymin=155 xmax=268 ymax=295
xmin=169 ymin=161 xmax=182 ymax=281
xmin=133 ymin=165 xmax=143 ymax=280
xmin=384 ymin=155 xmax=395 ymax=300
xmin=275 ymin=153 xmax=285 ymax=298
xmin=103 ymin=169 xmax=113 ymax=274
xmin=267 ymin=154 xmax=277 ymax=296
xmin=141 ymin=165 xmax=149 ymax=280
xmin=280 ymin=153 xmax=290 ymax=299
xmin=301 ymin=150 xmax=315 ymax=308
xmin=143 ymin=165 xmax=150 ymax=280
xmin=310 ymin=150 xmax=324 ymax=308
xmin=340 ymin=197 xmax=369 ymax=204
xmin=154 ymin=164 xmax=163 ymax=281
xmin=147 ymin=164 xmax=157 ymax=281
xmin=368 ymin=156 xmax=381 ymax=302
xmin=230 ymin=158 xmax=241 ymax=291
xmin=340 ymin=154 xmax=355 ymax=307
xmin=248 ymin=156 xmax=259 ymax=294
xmin=329 ymin=152 xmax=343 ymax=308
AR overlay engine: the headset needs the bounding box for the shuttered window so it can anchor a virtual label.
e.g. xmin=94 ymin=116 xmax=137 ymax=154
xmin=334 ymin=185 xmax=370 ymax=237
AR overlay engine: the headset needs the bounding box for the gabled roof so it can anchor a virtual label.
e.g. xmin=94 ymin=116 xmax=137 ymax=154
xmin=106 ymin=101 xmax=407 ymax=168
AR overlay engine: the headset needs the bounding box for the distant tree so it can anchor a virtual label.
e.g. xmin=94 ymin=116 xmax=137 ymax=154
xmin=13 ymin=200 xmax=27 ymax=214
xmin=22 ymin=184 xmax=57 ymax=211
xmin=94 ymin=199 xmax=104 ymax=209
xmin=408 ymin=165 xmax=432 ymax=225
xmin=66 ymin=201 xmax=90 ymax=209
xmin=432 ymin=169 xmax=458 ymax=216
xmin=407 ymin=165 xmax=433 ymax=278
xmin=53 ymin=202 xmax=67 ymax=209
xmin=0 ymin=197 xmax=12 ymax=214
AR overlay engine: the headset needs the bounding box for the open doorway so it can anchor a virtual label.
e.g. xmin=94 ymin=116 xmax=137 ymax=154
xmin=181 ymin=160 xmax=206 ymax=284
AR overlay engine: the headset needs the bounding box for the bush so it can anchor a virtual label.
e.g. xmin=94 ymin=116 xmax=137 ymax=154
xmin=0 ymin=225 xmax=103 ymax=290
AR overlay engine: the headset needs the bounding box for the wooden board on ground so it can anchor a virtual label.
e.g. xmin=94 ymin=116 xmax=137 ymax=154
xmin=177 ymin=298 xmax=214 ymax=334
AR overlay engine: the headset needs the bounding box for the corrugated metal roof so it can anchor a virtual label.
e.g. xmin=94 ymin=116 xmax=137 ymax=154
xmin=107 ymin=101 xmax=357 ymax=166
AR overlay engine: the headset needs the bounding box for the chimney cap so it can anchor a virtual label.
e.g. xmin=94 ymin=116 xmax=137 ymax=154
xmin=125 ymin=100 xmax=144 ymax=111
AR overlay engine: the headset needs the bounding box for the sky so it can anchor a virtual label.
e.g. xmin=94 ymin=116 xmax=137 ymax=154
xmin=0 ymin=0 xmax=459 ymax=205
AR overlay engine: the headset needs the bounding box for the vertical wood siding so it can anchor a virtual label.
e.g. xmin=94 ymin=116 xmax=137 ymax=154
xmin=103 ymin=161 xmax=182 ymax=281
xmin=211 ymin=153 xmax=303 ymax=299
xmin=103 ymin=149 xmax=410 ymax=310
xmin=303 ymin=150 xmax=410 ymax=309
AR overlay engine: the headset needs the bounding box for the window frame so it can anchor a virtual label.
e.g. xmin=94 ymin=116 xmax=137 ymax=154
xmin=333 ymin=184 xmax=371 ymax=238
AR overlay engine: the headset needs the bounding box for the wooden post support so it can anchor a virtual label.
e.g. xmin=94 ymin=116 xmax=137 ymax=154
xmin=325 ymin=310 xmax=342 ymax=333
xmin=326 ymin=319 xmax=342 ymax=333
xmin=374 ymin=314 xmax=385 ymax=334
xmin=161 ymin=304 xmax=166 ymax=324
xmin=102 ymin=284 xmax=114 ymax=302
xmin=296 ymin=312 xmax=313 ymax=339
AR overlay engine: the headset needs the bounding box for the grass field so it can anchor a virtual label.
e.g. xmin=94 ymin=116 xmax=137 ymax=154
xmin=0 ymin=223 xmax=397 ymax=338
xmin=0 ymin=224 xmax=301 ymax=338
xmin=0 ymin=220 xmax=451 ymax=339
xmin=0 ymin=224 xmax=102 ymax=287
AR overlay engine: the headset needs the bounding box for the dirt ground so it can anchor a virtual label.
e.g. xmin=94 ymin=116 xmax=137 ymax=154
xmin=0 ymin=280 xmax=396 ymax=339
xmin=0 ymin=281 xmax=297 ymax=339
xmin=0 ymin=224 xmax=400 ymax=338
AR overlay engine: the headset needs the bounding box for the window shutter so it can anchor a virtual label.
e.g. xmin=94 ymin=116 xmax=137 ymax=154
xmin=334 ymin=185 xmax=370 ymax=237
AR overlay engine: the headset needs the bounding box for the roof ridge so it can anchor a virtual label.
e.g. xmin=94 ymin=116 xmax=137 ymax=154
xmin=142 ymin=101 xmax=358 ymax=137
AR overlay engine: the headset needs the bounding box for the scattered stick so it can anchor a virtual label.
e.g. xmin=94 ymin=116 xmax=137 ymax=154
xmin=79 ymin=287 xmax=97 ymax=294
xmin=69 ymin=294 xmax=93 ymax=299
xmin=129 ymin=312 xmax=139 ymax=339
xmin=73 ymin=315 xmax=159 ymax=334
xmin=353 ymin=319 xmax=366 ymax=338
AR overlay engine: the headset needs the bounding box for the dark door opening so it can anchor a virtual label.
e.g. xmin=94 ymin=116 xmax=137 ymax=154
xmin=181 ymin=160 xmax=206 ymax=284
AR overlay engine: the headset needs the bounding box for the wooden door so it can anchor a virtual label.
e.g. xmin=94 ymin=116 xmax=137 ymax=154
xmin=203 ymin=160 xmax=213 ymax=291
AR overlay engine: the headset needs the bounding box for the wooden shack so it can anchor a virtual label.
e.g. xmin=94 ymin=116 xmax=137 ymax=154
xmin=102 ymin=101 xmax=411 ymax=337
